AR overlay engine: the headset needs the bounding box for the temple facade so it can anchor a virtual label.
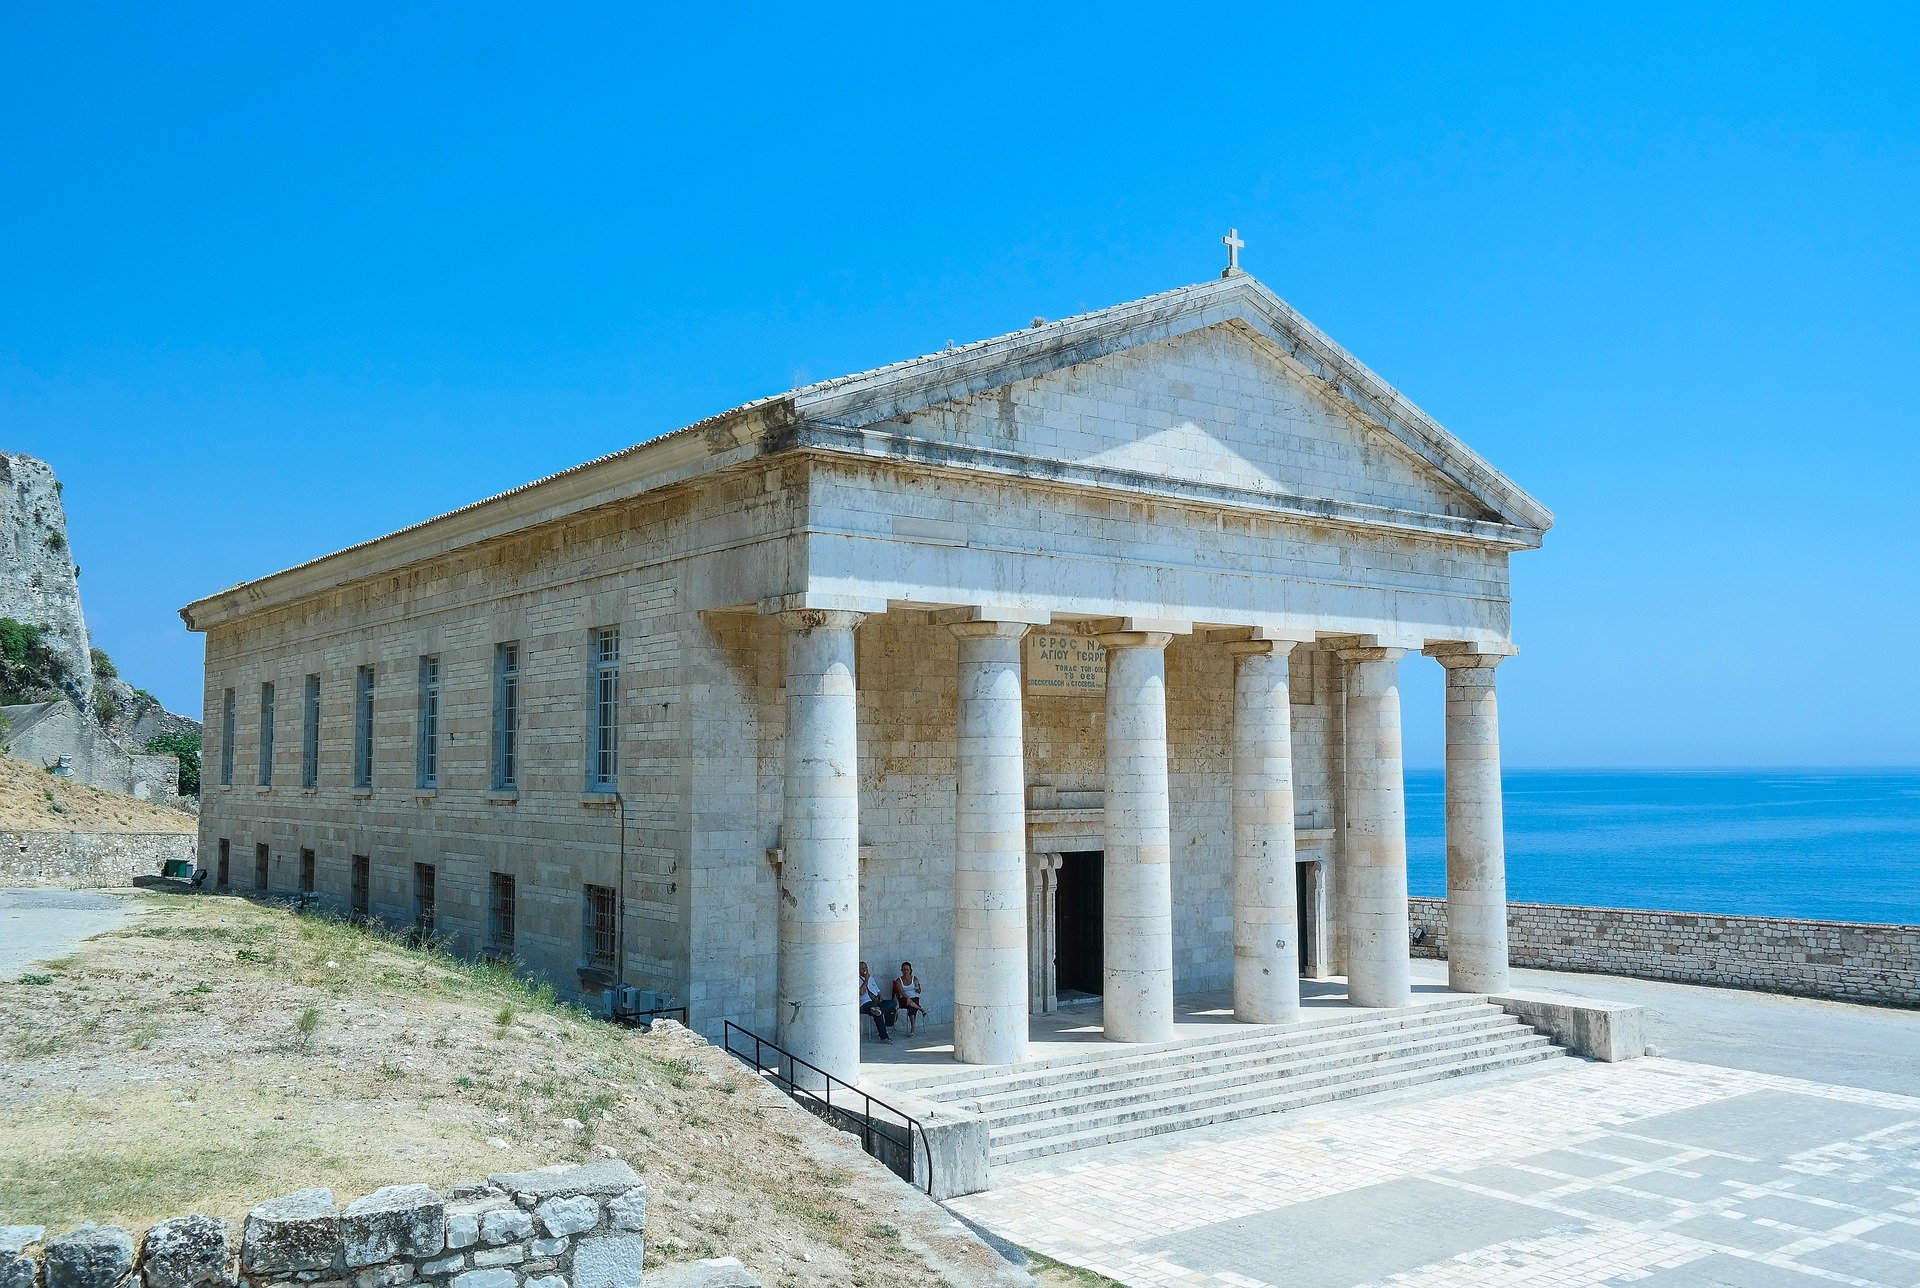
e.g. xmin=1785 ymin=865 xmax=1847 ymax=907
xmin=184 ymin=274 xmax=1552 ymax=1085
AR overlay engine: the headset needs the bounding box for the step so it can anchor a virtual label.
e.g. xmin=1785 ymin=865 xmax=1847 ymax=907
xmin=977 ymin=1023 xmax=1552 ymax=1130
xmin=989 ymin=1044 xmax=1566 ymax=1165
xmin=885 ymin=996 xmax=1500 ymax=1100
xmin=948 ymin=1011 xmax=1529 ymax=1116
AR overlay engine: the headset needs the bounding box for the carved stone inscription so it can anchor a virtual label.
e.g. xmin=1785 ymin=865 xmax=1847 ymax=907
xmin=1026 ymin=631 xmax=1106 ymax=695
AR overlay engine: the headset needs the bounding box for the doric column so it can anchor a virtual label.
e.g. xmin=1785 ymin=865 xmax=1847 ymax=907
xmin=1427 ymin=645 xmax=1512 ymax=994
xmin=1229 ymin=640 xmax=1301 ymax=1024
xmin=1337 ymin=645 xmax=1412 ymax=1008
xmin=1098 ymin=630 xmax=1176 ymax=1043
xmin=776 ymin=609 xmax=864 ymax=1085
xmin=1028 ymin=853 xmax=1062 ymax=1016
xmin=950 ymin=620 xmax=1031 ymax=1065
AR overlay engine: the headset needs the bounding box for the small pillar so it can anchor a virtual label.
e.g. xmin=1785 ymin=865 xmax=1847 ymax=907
xmin=1427 ymin=645 xmax=1512 ymax=995
xmin=1229 ymin=640 xmax=1301 ymax=1024
xmin=775 ymin=609 xmax=865 ymax=1086
xmin=1337 ymin=646 xmax=1412 ymax=1008
xmin=950 ymin=620 xmax=1031 ymax=1065
xmin=1099 ymin=630 xmax=1176 ymax=1043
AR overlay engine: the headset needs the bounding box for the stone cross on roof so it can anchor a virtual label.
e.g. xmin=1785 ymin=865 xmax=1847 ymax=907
xmin=1222 ymin=228 xmax=1245 ymax=278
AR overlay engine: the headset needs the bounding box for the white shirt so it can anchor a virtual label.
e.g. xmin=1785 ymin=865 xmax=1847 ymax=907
xmin=860 ymin=977 xmax=884 ymax=1004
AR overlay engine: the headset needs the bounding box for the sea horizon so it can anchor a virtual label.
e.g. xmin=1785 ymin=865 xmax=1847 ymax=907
xmin=1404 ymin=766 xmax=1920 ymax=928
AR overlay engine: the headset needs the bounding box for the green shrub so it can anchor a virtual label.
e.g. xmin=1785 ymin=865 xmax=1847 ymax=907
xmin=0 ymin=617 xmax=71 ymax=704
xmin=90 ymin=647 xmax=117 ymax=681
xmin=144 ymin=732 xmax=202 ymax=797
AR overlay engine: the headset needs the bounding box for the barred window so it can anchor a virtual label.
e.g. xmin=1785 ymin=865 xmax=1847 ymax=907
xmin=582 ymin=883 xmax=617 ymax=972
xmin=217 ymin=838 xmax=230 ymax=887
xmin=299 ymin=848 xmax=316 ymax=896
xmin=258 ymin=683 xmax=275 ymax=786
xmin=220 ymin=689 xmax=235 ymax=787
xmin=353 ymin=665 xmax=375 ymax=789
xmin=493 ymin=643 xmax=519 ymax=791
xmin=488 ymin=872 xmax=517 ymax=960
xmin=350 ymin=854 xmax=370 ymax=916
xmin=414 ymin=862 xmax=436 ymax=934
xmin=416 ymin=655 xmax=440 ymax=790
xmin=587 ymin=627 xmax=620 ymax=792
xmin=301 ymin=674 xmax=320 ymax=789
xmin=254 ymin=842 xmax=270 ymax=892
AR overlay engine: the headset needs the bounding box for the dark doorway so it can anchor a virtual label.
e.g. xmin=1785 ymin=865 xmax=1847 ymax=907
xmin=1296 ymin=861 xmax=1312 ymax=974
xmin=1056 ymin=850 xmax=1104 ymax=995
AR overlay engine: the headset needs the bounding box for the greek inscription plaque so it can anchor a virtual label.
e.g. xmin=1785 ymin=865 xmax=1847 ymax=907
xmin=1027 ymin=631 xmax=1106 ymax=695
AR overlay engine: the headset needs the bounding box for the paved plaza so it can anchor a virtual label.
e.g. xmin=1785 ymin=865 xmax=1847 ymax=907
xmin=952 ymin=1048 xmax=1920 ymax=1287
xmin=0 ymin=887 xmax=129 ymax=977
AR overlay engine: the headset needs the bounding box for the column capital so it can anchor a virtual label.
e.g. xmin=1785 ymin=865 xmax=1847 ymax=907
xmin=1335 ymin=644 xmax=1406 ymax=664
xmin=948 ymin=619 xmax=1031 ymax=641
xmin=776 ymin=608 xmax=866 ymax=633
xmin=929 ymin=604 xmax=1052 ymax=627
xmin=1424 ymin=641 xmax=1518 ymax=669
xmin=1096 ymin=630 xmax=1173 ymax=651
xmin=1225 ymin=638 xmax=1300 ymax=660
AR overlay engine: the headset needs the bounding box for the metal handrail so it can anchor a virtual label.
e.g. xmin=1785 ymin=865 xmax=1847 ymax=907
xmin=611 ymin=1003 xmax=688 ymax=1030
xmin=721 ymin=1020 xmax=934 ymax=1195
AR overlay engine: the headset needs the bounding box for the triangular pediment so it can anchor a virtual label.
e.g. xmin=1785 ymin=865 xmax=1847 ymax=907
xmin=782 ymin=276 xmax=1552 ymax=538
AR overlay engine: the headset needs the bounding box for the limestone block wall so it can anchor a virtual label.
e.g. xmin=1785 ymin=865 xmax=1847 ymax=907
xmin=0 ymin=1162 xmax=646 ymax=1288
xmin=1408 ymin=896 xmax=1920 ymax=1007
xmin=0 ymin=451 xmax=93 ymax=704
xmin=0 ymin=829 xmax=195 ymax=887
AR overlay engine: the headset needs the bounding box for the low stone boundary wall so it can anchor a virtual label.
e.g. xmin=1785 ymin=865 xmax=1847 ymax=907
xmin=1410 ymin=896 xmax=1920 ymax=1007
xmin=0 ymin=1162 xmax=647 ymax=1288
xmin=0 ymin=830 xmax=195 ymax=888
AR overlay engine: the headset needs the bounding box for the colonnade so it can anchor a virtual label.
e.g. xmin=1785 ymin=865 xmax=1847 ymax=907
xmin=769 ymin=608 xmax=1513 ymax=1085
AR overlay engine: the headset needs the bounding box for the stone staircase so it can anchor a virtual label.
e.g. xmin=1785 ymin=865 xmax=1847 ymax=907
xmin=880 ymin=996 xmax=1565 ymax=1167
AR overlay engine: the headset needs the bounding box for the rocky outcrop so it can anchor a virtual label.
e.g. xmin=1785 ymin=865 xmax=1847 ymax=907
xmin=0 ymin=453 xmax=92 ymax=706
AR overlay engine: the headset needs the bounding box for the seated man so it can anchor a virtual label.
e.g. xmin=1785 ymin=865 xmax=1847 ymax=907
xmin=858 ymin=960 xmax=895 ymax=1041
xmin=892 ymin=961 xmax=928 ymax=1035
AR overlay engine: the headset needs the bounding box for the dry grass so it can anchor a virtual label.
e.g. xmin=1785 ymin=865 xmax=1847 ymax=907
xmin=0 ymin=893 xmax=1025 ymax=1288
xmin=0 ymin=753 xmax=197 ymax=832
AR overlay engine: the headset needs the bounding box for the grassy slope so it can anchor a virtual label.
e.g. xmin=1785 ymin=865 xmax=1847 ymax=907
xmin=0 ymin=752 xmax=197 ymax=832
xmin=0 ymin=893 xmax=1031 ymax=1288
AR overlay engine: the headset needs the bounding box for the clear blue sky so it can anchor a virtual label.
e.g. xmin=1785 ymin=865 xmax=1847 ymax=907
xmin=3 ymin=5 xmax=1915 ymax=767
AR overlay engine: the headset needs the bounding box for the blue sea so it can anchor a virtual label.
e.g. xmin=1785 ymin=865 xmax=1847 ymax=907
xmin=1404 ymin=769 xmax=1920 ymax=926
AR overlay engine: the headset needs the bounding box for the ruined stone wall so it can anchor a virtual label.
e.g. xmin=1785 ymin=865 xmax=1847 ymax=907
xmin=1408 ymin=896 xmax=1920 ymax=1007
xmin=0 ymin=829 xmax=195 ymax=887
xmin=0 ymin=1162 xmax=647 ymax=1288
xmin=0 ymin=452 xmax=92 ymax=705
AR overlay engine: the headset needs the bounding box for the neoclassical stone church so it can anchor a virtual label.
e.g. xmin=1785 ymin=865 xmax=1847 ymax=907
xmin=186 ymin=267 xmax=1550 ymax=1087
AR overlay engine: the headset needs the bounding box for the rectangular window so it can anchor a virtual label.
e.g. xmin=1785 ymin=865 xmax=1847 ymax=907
xmin=220 ymin=689 xmax=235 ymax=787
xmin=350 ymin=854 xmax=370 ymax=916
xmin=414 ymin=862 xmax=436 ymax=934
xmin=354 ymin=665 xmax=375 ymax=789
xmin=492 ymin=642 xmax=519 ymax=791
xmin=254 ymin=842 xmax=269 ymax=893
xmin=302 ymin=674 xmax=320 ymax=789
xmin=587 ymin=627 xmax=620 ymax=792
xmin=257 ymin=682 xmax=276 ymax=786
xmin=582 ymin=883 xmax=617 ymax=972
xmin=299 ymin=848 xmax=316 ymax=896
xmin=217 ymin=838 xmax=230 ymax=887
xmin=487 ymin=872 xmax=516 ymax=960
xmin=417 ymin=655 xmax=440 ymax=789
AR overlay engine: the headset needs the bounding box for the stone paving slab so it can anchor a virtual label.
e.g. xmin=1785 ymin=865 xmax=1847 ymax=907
xmin=948 ymin=1057 xmax=1920 ymax=1287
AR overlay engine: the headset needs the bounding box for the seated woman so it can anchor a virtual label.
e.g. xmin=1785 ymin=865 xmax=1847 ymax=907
xmin=892 ymin=961 xmax=928 ymax=1035
xmin=858 ymin=960 xmax=894 ymax=1041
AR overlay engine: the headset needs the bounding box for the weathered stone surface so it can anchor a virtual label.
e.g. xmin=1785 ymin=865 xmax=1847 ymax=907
xmin=417 ymin=1256 xmax=464 ymax=1279
xmin=524 ymin=1277 xmax=567 ymax=1288
xmin=440 ymin=1207 xmax=487 ymax=1254
xmin=1 ymin=1227 xmax=43 ymax=1288
xmin=647 ymin=1259 xmax=760 ymax=1288
xmin=531 ymin=1198 xmax=597 ymax=1240
xmin=44 ymin=1226 xmax=134 ymax=1288
xmin=487 ymin=1163 xmax=641 ymax=1202
xmin=570 ymin=1236 xmax=642 ymax=1288
xmin=346 ymin=1267 xmax=409 ymax=1288
xmin=604 ymin=1191 xmax=645 ymax=1235
xmin=449 ymin=1270 xmax=514 ymax=1288
xmin=467 ymin=1249 xmax=522 ymax=1271
xmin=527 ymin=1241 xmax=565 ymax=1259
xmin=141 ymin=1216 xmax=233 ymax=1288
xmin=243 ymin=1190 xmax=340 ymax=1276
xmin=475 ymin=1211 xmax=530 ymax=1248
xmin=341 ymin=1185 xmax=445 ymax=1268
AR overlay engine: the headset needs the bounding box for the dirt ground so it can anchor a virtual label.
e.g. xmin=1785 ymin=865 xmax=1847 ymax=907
xmin=0 ymin=891 xmax=1032 ymax=1288
xmin=0 ymin=753 xmax=197 ymax=832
